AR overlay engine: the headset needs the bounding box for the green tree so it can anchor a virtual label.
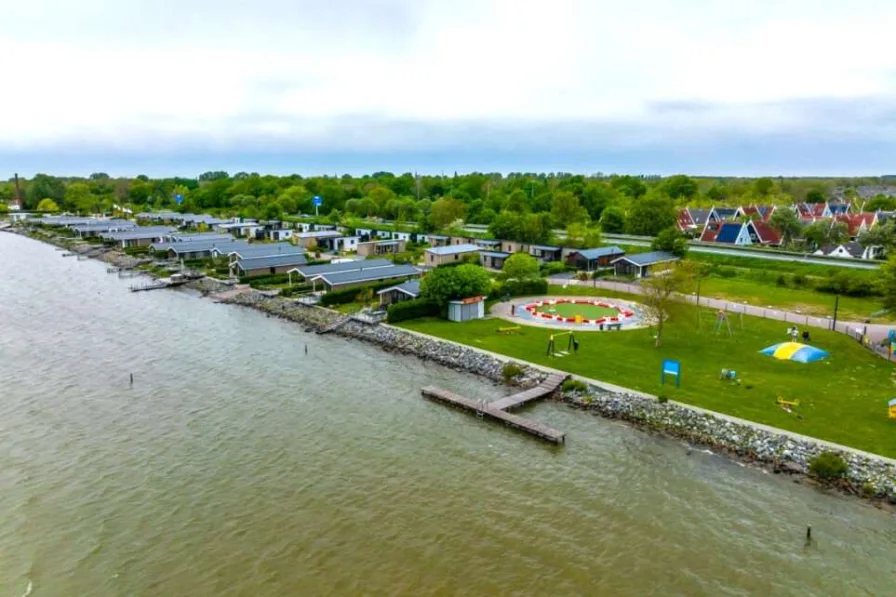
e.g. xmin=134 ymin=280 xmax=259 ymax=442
xmin=769 ymin=208 xmax=802 ymax=247
xmin=706 ymin=184 xmax=728 ymax=202
xmin=37 ymin=198 xmax=60 ymax=212
xmin=264 ymin=201 xmax=283 ymax=220
xmin=600 ymin=206 xmax=626 ymax=233
xmin=501 ymin=253 xmax=540 ymax=280
xmin=803 ymin=221 xmax=831 ymax=249
xmin=858 ymin=222 xmax=895 ymax=253
xmin=565 ymin=222 xmax=601 ymax=248
xmin=805 ymin=189 xmax=826 ymax=203
xmin=430 ymin=197 xmax=466 ymax=229
xmin=651 ymin=227 xmax=689 ymax=257
xmin=879 ymin=255 xmax=896 ymax=310
xmin=550 ymin=191 xmax=588 ymax=226
xmin=625 ymin=194 xmax=676 ymax=236
xmin=662 ymin=174 xmax=698 ymax=201
xmin=611 ymin=175 xmax=647 ymax=198
xmin=641 ymin=261 xmax=697 ymax=347
xmin=64 ymin=183 xmax=96 ymax=213
xmin=420 ymin=264 xmax=492 ymax=306
xmin=26 ymin=174 xmax=65 ymax=209
xmin=754 ymin=177 xmax=775 ymax=197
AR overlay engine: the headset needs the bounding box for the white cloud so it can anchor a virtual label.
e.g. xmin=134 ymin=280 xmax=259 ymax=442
xmin=2 ymin=0 xmax=896 ymax=154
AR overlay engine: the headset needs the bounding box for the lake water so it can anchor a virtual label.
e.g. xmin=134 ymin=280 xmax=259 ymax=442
xmin=1 ymin=232 xmax=894 ymax=597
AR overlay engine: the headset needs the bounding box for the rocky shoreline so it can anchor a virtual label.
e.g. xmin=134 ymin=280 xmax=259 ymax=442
xmin=223 ymin=289 xmax=896 ymax=506
xmin=10 ymin=228 xmax=896 ymax=506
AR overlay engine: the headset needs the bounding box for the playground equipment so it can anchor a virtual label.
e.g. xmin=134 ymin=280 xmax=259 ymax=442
xmin=777 ymin=396 xmax=800 ymax=409
xmin=760 ymin=342 xmax=829 ymax=363
xmin=889 ymin=398 xmax=896 ymax=419
xmin=497 ymin=326 xmax=521 ymax=334
xmin=714 ymin=310 xmax=733 ymax=336
xmin=719 ymin=369 xmax=737 ymax=380
xmin=546 ymin=331 xmax=578 ymax=357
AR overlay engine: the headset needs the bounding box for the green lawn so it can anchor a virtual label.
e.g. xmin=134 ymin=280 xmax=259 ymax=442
xmin=534 ymin=301 xmax=618 ymax=319
xmin=698 ymin=277 xmax=888 ymax=322
xmin=398 ymin=306 xmax=896 ymax=458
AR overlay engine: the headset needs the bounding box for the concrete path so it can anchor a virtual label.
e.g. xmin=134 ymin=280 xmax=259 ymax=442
xmin=548 ymin=276 xmax=895 ymax=343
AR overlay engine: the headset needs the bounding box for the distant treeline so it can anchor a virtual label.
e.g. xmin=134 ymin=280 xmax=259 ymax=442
xmin=4 ymin=172 xmax=896 ymax=244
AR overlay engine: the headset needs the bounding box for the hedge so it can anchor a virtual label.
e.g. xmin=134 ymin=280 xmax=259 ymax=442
xmin=386 ymin=298 xmax=440 ymax=322
xmin=320 ymin=279 xmax=410 ymax=307
xmin=494 ymin=277 xmax=548 ymax=298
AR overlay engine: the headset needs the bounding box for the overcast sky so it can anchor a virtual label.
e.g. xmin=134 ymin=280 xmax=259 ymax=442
xmin=2 ymin=0 xmax=896 ymax=177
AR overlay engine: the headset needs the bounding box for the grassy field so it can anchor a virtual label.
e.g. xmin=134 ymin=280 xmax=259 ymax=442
xmin=697 ymin=277 xmax=887 ymax=322
xmin=534 ymin=302 xmax=618 ymax=319
xmin=398 ymin=304 xmax=896 ymax=458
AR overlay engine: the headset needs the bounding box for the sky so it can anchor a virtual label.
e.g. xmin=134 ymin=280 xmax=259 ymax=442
xmin=2 ymin=0 xmax=896 ymax=178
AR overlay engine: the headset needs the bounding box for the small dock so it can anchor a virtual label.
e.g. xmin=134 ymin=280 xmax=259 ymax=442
xmin=421 ymin=373 xmax=568 ymax=444
xmin=130 ymin=278 xmax=189 ymax=292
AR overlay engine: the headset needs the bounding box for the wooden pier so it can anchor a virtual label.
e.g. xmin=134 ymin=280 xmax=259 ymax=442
xmin=421 ymin=373 xmax=568 ymax=444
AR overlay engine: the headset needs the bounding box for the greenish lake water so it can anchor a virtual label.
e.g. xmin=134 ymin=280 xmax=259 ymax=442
xmin=1 ymin=232 xmax=894 ymax=596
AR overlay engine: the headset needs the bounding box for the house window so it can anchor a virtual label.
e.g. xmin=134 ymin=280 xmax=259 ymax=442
xmin=454 ymin=254 xmax=459 ymax=260
xmin=270 ymin=267 xmax=276 ymax=274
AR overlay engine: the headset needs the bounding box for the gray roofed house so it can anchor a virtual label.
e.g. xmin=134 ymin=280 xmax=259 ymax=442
xmin=224 ymin=243 xmax=305 ymax=262
xmin=689 ymin=208 xmax=712 ymax=226
xmin=167 ymin=233 xmax=234 ymax=243
xmin=311 ymin=264 xmax=420 ymax=292
xmin=153 ymin=238 xmax=242 ymax=260
xmin=376 ymin=278 xmax=422 ymax=306
xmin=424 ymin=243 xmax=479 ymax=267
xmin=288 ymin=259 xmax=393 ymax=280
xmin=529 ymin=244 xmax=563 ymax=262
xmin=566 ymin=246 xmax=626 ymax=270
xmin=233 ymin=253 xmax=309 ymax=278
xmin=479 ymin=250 xmax=511 ymax=270
xmin=611 ymin=251 xmax=680 ymax=279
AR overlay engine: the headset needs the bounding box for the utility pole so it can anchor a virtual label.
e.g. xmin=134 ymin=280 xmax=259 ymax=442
xmin=832 ymin=295 xmax=840 ymax=331
xmin=14 ymin=173 xmax=21 ymax=207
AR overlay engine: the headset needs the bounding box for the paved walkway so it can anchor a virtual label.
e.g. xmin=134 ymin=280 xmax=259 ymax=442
xmin=548 ymin=277 xmax=895 ymax=343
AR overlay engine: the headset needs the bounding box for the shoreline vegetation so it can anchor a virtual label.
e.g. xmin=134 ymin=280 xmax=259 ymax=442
xmin=6 ymin=227 xmax=895 ymax=508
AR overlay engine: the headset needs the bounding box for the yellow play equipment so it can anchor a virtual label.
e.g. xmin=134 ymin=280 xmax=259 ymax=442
xmin=777 ymin=396 xmax=800 ymax=408
xmin=546 ymin=331 xmax=579 ymax=357
xmin=497 ymin=326 xmax=521 ymax=334
xmin=889 ymin=398 xmax=896 ymax=419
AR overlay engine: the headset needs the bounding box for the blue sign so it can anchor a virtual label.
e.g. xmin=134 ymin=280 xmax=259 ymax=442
xmin=312 ymin=195 xmax=322 ymax=207
xmin=661 ymin=359 xmax=681 ymax=388
xmin=175 ymin=193 xmax=184 ymax=205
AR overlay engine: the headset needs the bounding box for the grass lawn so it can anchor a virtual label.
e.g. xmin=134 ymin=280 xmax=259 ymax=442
xmin=534 ymin=301 xmax=618 ymax=319
xmin=698 ymin=277 xmax=888 ymax=322
xmin=398 ymin=304 xmax=896 ymax=458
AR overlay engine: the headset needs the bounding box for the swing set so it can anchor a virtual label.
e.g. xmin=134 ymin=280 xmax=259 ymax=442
xmin=546 ymin=332 xmax=579 ymax=357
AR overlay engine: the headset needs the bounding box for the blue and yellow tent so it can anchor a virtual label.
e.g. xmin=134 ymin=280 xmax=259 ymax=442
xmin=760 ymin=342 xmax=829 ymax=363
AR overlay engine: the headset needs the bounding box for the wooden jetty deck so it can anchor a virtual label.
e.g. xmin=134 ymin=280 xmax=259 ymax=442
xmin=490 ymin=373 xmax=567 ymax=411
xmin=421 ymin=372 xmax=569 ymax=444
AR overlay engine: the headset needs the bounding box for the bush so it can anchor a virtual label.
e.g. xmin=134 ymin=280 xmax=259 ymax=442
xmin=561 ymin=378 xmax=588 ymax=394
xmin=495 ymin=277 xmax=548 ymax=298
xmin=386 ymin=298 xmax=439 ymax=322
xmin=321 ymin=279 xmax=405 ymax=306
xmin=792 ymin=273 xmax=808 ymax=288
xmin=279 ymin=283 xmax=313 ymax=297
xmin=815 ymin=271 xmax=879 ymax=297
xmin=776 ymin=274 xmax=788 ymax=287
xmin=540 ymin=261 xmax=568 ymax=276
xmin=714 ymin=266 xmax=738 ymax=278
xmin=657 ymin=395 xmax=669 ymax=404
xmin=808 ymin=451 xmax=848 ymax=481
xmin=501 ymin=362 xmax=524 ymax=381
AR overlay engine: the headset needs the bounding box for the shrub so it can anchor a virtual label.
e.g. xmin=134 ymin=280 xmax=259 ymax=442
xmin=808 ymin=451 xmax=848 ymax=481
xmin=714 ymin=266 xmax=738 ymax=278
xmin=776 ymin=274 xmax=788 ymax=287
xmin=657 ymin=395 xmax=669 ymax=404
xmin=561 ymin=378 xmax=588 ymax=394
xmin=279 ymin=283 xmax=313 ymax=297
xmin=792 ymin=273 xmax=808 ymax=288
xmin=495 ymin=277 xmax=548 ymax=298
xmin=540 ymin=261 xmax=568 ymax=276
xmin=321 ymin=280 xmax=404 ymax=306
xmin=386 ymin=298 xmax=439 ymax=323
xmin=501 ymin=362 xmax=524 ymax=381
xmin=861 ymin=481 xmax=876 ymax=498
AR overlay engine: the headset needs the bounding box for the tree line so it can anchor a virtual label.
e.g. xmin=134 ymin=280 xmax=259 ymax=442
xmin=4 ymin=171 xmax=896 ymax=244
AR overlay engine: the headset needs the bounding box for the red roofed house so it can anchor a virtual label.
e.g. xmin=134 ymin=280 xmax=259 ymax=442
xmin=677 ymin=208 xmax=695 ymax=233
xmin=796 ymin=202 xmax=829 ymax=218
xmin=740 ymin=206 xmax=761 ymax=220
xmin=834 ymin=213 xmax=877 ymax=239
xmin=746 ymin=220 xmax=783 ymax=246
